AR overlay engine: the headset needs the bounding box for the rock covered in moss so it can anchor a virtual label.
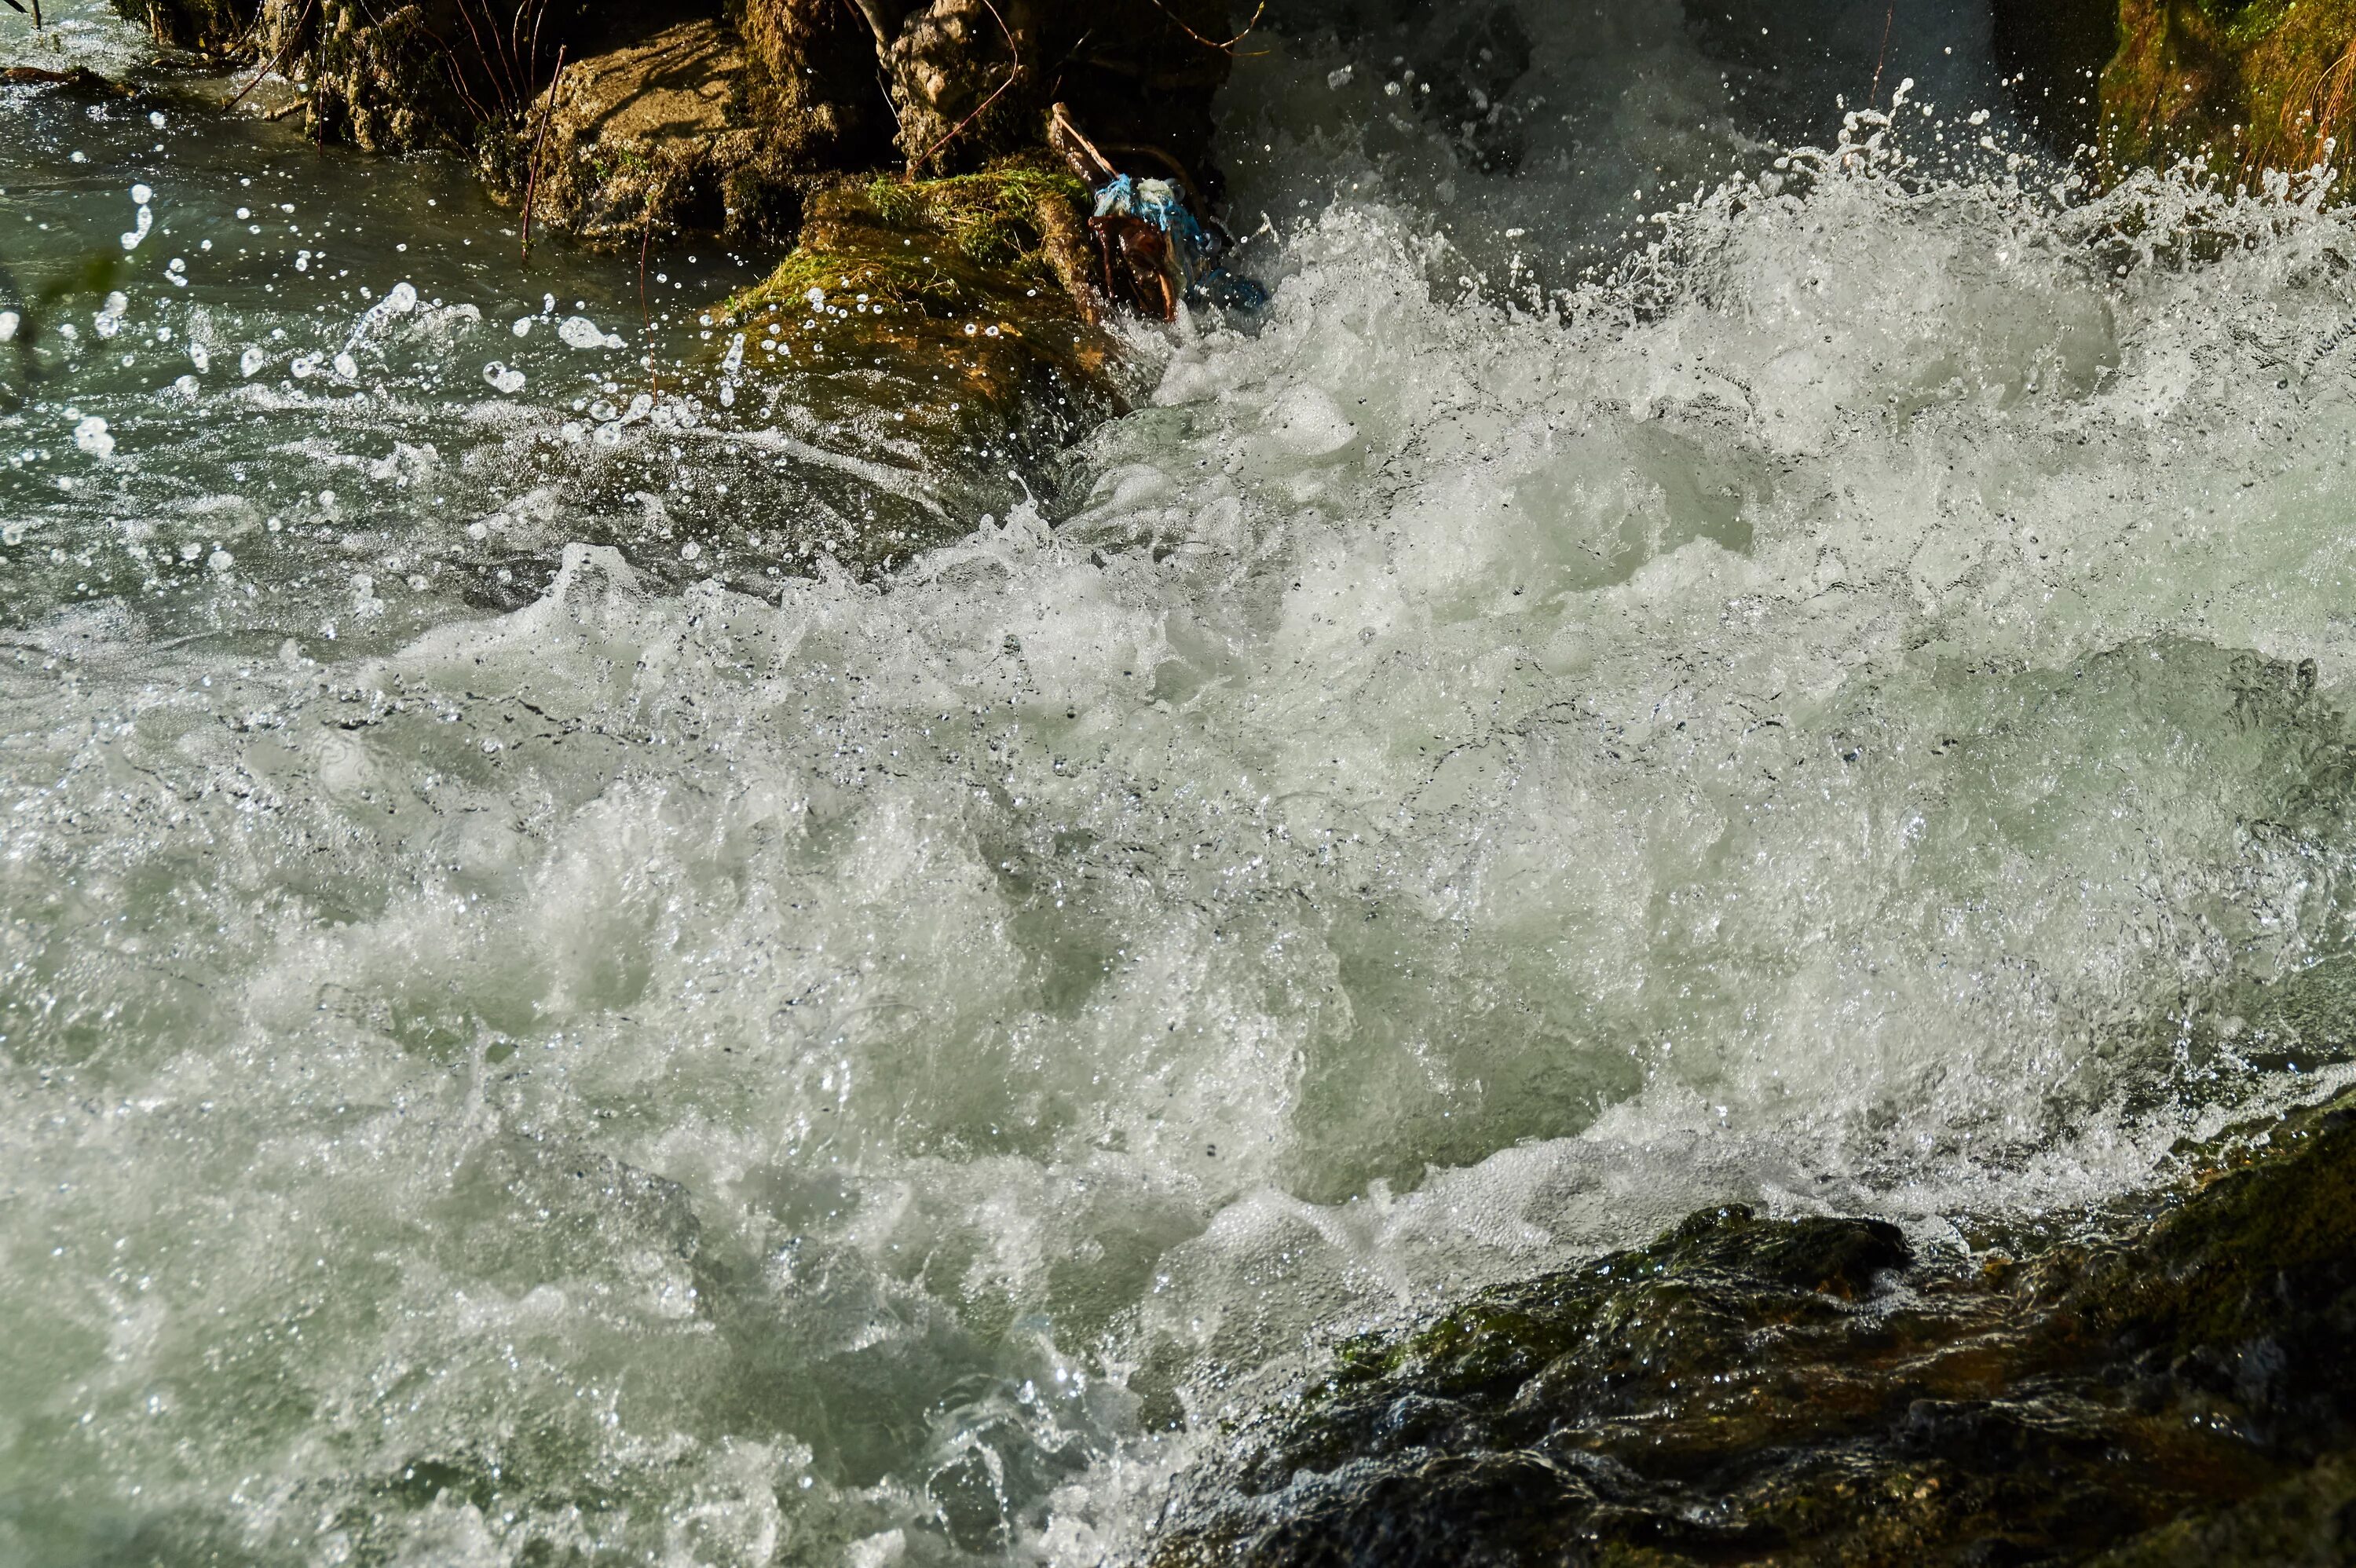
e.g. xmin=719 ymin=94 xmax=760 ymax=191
xmin=2100 ymin=0 xmax=2356 ymax=196
xmin=1147 ymin=1090 xmax=2356 ymax=1566
xmin=121 ymin=0 xmax=1239 ymax=246
xmin=691 ymin=166 xmax=1132 ymax=530
xmin=711 ymin=166 xmax=1126 ymax=414
xmin=492 ymin=16 xmax=783 ymax=244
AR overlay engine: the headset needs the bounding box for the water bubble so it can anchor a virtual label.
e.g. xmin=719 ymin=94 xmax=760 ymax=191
xmin=333 ymin=352 xmax=360 ymax=379
xmin=558 ymin=316 xmax=609 ymax=349
xmin=148 ymin=111 xmax=166 ymax=129
xmin=242 ymin=347 xmax=270 ymax=378
xmin=483 ymin=361 xmax=526 ymax=394
xmin=0 ymin=313 xmax=16 ymax=343
xmin=131 ymin=184 xmax=153 ymax=206
xmin=73 ymin=417 xmax=114 ymax=459
xmin=120 ymin=205 xmax=152 ymax=251
xmin=188 ymin=343 xmax=209 ymax=373
xmin=512 ymin=317 xmax=532 ymax=338
xmin=208 ymin=549 xmax=233 ymax=573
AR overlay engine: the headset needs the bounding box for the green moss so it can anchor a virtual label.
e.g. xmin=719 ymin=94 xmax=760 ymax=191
xmin=2102 ymin=0 xmax=2356 ymax=194
xmin=1151 ymin=1088 xmax=2356 ymax=1568
xmin=851 ymin=167 xmax=1091 ymax=270
xmin=719 ymin=166 xmax=1090 ymax=325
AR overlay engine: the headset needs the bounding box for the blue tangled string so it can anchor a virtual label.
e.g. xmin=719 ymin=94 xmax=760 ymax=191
xmin=1093 ymin=175 xmax=1268 ymax=314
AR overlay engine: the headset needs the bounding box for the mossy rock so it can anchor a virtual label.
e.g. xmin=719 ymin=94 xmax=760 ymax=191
xmin=1150 ymin=1087 xmax=2356 ymax=1566
xmin=2102 ymin=0 xmax=2356 ymax=196
xmin=617 ymin=166 xmax=1135 ymax=561
xmin=704 ymin=166 xmax=1128 ymax=482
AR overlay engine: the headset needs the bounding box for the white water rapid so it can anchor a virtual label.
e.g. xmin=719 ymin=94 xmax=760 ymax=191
xmin=7 ymin=2 xmax=2356 ymax=1563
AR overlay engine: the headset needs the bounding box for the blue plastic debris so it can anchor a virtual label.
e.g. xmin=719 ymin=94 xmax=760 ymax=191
xmin=1092 ymin=173 xmax=1269 ymax=316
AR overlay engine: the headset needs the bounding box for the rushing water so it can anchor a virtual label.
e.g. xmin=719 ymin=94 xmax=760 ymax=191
xmin=8 ymin=1 xmax=2356 ymax=1563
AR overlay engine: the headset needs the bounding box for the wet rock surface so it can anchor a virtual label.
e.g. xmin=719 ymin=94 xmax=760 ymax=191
xmin=2098 ymin=0 xmax=2356 ymax=197
xmin=113 ymin=0 xmax=1242 ymax=479
xmin=689 ymin=166 xmax=1135 ymax=547
xmin=1147 ymin=1088 xmax=2356 ymax=1566
xmin=117 ymin=0 xmax=1239 ymax=240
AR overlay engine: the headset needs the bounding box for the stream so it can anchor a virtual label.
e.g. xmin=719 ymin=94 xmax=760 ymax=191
xmin=8 ymin=2 xmax=2356 ymax=1563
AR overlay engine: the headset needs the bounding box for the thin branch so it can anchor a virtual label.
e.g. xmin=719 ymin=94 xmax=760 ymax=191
xmin=1868 ymin=2 xmax=1896 ymax=109
xmin=1050 ymin=101 xmax=1115 ymax=182
xmin=520 ymin=42 xmax=564 ymax=259
xmin=451 ymin=0 xmax=514 ymax=114
xmin=904 ymin=0 xmax=1019 ymax=177
xmin=1143 ymin=0 xmax=1265 ymax=56
xmin=223 ymin=0 xmax=318 ymax=115
xmin=845 ymin=0 xmax=900 ymax=53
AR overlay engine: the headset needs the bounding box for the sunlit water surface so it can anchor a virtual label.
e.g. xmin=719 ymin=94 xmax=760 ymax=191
xmin=8 ymin=2 xmax=2356 ymax=1564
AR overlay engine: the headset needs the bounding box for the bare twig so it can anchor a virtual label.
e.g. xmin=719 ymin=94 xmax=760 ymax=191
xmin=519 ymin=41 xmax=564 ymax=259
xmin=904 ymin=0 xmax=1019 ymax=177
xmin=224 ymin=0 xmax=318 ymax=115
xmin=846 ymin=0 xmax=901 ymax=52
xmin=1050 ymin=101 xmax=1115 ymax=182
xmin=452 ymin=0 xmax=513 ymax=111
xmin=1143 ymin=0 xmax=1265 ymax=56
xmin=1868 ymin=1 xmax=1896 ymax=108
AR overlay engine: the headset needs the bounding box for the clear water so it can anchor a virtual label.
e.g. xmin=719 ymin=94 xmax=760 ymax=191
xmin=7 ymin=2 xmax=2356 ymax=1564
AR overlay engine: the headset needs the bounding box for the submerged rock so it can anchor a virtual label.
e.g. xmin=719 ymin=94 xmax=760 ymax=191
xmin=1148 ymin=1088 xmax=2356 ymax=1566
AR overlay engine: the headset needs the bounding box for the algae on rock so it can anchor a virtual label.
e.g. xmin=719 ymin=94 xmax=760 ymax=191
xmin=1148 ymin=1087 xmax=2356 ymax=1566
xmin=704 ymin=166 xmax=1130 ymax=484
xmin=2100 ymin=0 xmax=2356 ymax=194
xmin=118 ymin=0 xmax=1239 ymax=251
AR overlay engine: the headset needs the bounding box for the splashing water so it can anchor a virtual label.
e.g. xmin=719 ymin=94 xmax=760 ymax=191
xmin=8 ymin=2 xmax=2356 ymax=1564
